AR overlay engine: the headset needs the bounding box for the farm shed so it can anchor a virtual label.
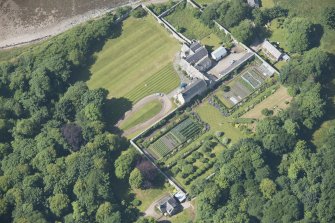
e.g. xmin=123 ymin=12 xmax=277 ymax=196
xmin=177 ymin=79 xmax=208 ymax=104
xmin=211 ymin=46 xmax=228 ymax=61
xmin=262 ymin=40 xmax=283 ymax=62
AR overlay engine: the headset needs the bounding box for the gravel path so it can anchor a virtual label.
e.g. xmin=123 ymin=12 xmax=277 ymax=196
xmin=117 ymin=94 xmax=172 ymax=137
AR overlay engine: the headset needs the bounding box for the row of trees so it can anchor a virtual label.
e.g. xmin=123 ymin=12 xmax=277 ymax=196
xmin=0 ymin=7 xmax=137 ymax=223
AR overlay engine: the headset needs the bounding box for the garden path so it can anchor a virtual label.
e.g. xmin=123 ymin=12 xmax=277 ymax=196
xmin=117 ymin=94 xmax=172 ymax=137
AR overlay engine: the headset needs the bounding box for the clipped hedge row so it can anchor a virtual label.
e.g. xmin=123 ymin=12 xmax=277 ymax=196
xmin=184 ymin=160 xmax=216 ymax=185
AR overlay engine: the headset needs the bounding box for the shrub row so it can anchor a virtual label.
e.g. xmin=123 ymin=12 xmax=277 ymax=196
xmin=184 ymin=160 xmax=216 ymax=185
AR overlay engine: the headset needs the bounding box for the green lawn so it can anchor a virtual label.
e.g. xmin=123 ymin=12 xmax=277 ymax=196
xmin=215 ymin=90 xmax=234 ymax=108
xmin=268 ymin=18 xmax=289 ymax=52
xmin=312 ymin=120 xmax=335 ymax=148
xmin=124 ymin=63 xmax=179 ymax=102
xmin=261 ymin=0 xmax=275 ymax=8
xmin=88 ymin=15 xmax=180 ymax=102
xmin=165 ymin=4 xmax=213 ymax=40
xmin=170 ymin=207 xmax=195 ymax=223
xmin=119 ymin=99 xmax=162 ymax=131
xmin=134 ymin=182 xmax=173 ymax=212
xmin=194 ymin=0 xmax=219 ymax=6
xmin=195 ymin=102 xmax=244 ymax=143
xmin=201 ymin=33 xmax=223 ymax=52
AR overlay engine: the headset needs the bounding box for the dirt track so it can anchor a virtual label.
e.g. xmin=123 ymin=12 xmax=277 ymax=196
xmin=116 ymin=94 xmax=172 ymax=137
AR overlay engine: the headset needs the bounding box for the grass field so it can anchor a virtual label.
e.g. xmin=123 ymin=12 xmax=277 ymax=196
xmin=194 ymin=0 xmax=219 ymax=6
xmin=268 ymin=18 xmax=289 ymax=52
xmin=165 ymin=4 xmax=213 ymax=40
xmin=88 ymin=15 xmax=180 ymax=102
xmin=124 ymin=63 xmax=179 ymax=102
xmin=261 ymin=0 xmax=275 ymax=8
xmin=201 ymin=33 xmax=222 ymax=51
xmin=170 ymin=207 xmax=195 ymax=223
xmin=134 ymin=183 xmax=172 ymax=212
xmin=195 ymin=102 xmax=244 ymax=143
xmin=242 ymin=85 xmax=292 ymax=119
xmin=119 ymin=99 xmax=162 ymax=131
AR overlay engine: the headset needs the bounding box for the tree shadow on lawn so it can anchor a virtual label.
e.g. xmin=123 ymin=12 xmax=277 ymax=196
xmin=103 ymin=97 xmax=133 ymax=133
xmin=69 ymin=22 xmax=124 ymax=84
xmin=310 ymin=24 xmax=324 ymax=49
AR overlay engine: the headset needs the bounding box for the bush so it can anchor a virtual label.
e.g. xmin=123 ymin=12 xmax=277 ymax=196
xmin=192 ymin=151 xmax=202 ymax=159
xmin=193 ymin=10 xmax=201 ymax=18
xmin=261 ymin=108 xmax=274 ymax=116
xmin=221 ymin=137 xmax=230 ymax=145
xmin=171 ymin=166 xmax=180 ymax=175
xmin=131 ymin=7 xmax=147 ymax=18
xmin=132 ymin=199 xmax=142 ymax=206
xmin=176 ymin=26 xmax=186 ymax=33
xmin=222 ymin=85 xmax=231 ymax=92
xmin=201 ymin=157 xmax=209 ymax=163
xmin=215 ymin=131 xmax=224 ymax=137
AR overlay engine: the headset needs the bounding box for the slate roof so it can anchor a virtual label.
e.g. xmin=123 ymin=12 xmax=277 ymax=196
xmin=194 ymin=57 xmax=212 ymax=71
xmin=158 ymin=196 xmax=179 ymax=215
xmin=181 ymin=79 xmax=208 ymax=102
xmin=185 ymin=47 xmax=208 ymax=64
xmin=262 ymin=40 xmax=282 ymax=61
xmin=190 ymin=41 xmax=202 ymax=53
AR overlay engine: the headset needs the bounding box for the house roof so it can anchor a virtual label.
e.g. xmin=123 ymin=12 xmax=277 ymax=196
xmin=189 ymin=41 xmax=202 ymax=53
xmin=211 ymin=46 xmax=227 ymax=59
xmin=194 ymin=57 xmax=212 ymax=71
xmin=262 ymin=40 xmax=282 ymax=60
xmin=158 ymin=196 xmax=179 ymax=214
xmin=186 ymin=47 xmax=208 ymax=64
xmin=181 ymin=79 xmax=208 ymax=102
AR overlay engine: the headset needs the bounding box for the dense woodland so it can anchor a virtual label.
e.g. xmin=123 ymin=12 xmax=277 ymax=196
xmin=0 ymin=1 xmax=335 ymax=223
xmin=0 ymin=8 xmax=146 ymax=223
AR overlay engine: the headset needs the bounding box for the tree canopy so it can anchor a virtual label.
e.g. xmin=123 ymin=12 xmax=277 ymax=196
xmin=0 ymin=9 xmax=135 ymax=223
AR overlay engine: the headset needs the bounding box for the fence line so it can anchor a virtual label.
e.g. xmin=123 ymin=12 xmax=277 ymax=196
xmin=142 ymin=4 xmax=191 ymax=44
xmin=158 ymin=0 xmax=185 ymax=18
xmin=187 ymin=0 xmax=202 ymax=10
xmin=130 ymin=105 xmax=188 ymax=193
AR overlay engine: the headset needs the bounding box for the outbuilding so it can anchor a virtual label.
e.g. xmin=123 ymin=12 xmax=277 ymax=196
xmin=211 ymin=46 xmax=228 ymax=61
xmin=262 ymin=40 xmax=283 ymax=62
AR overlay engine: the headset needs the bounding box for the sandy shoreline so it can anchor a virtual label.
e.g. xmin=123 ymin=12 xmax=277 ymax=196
xmin=0 ymin=0 xmax=139 ymax=49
